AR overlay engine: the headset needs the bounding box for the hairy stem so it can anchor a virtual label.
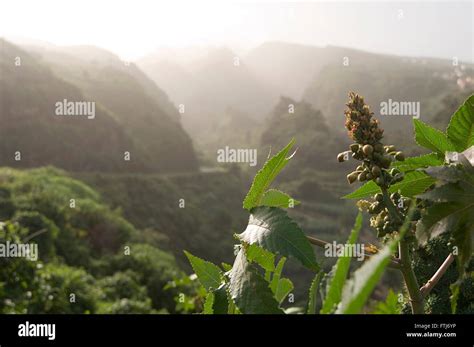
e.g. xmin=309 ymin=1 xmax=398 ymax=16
xmin=420 ymin=253 xmax=455 ymax=298
xmin=380 ymin=187 xmax=424 ymax=314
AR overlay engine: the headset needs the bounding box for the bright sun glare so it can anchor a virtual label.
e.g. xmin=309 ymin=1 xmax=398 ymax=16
xmin=1 ymin=0 xmax=472 ymax=62
xmin=0 ymin=0 xmax=274 ymax=60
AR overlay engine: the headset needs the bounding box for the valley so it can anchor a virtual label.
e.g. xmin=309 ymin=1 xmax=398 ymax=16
xmin=1 ymin=37 xmax=473 ymax=312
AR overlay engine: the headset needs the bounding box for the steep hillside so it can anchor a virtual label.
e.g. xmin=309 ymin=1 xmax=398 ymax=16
xmin=246 ymin=42 xmax=474 ymax=153
xmin=302 ymin=56 xmax=472 ymax=146
xmin=21 ymin=42 xmax=198 ymax=172
xmin=139 ymin=42 xmax=474 ymax=160
xmin=0 ymin=39 xmax=146 ymax=172
xmin=244 ymin=42 xmax=345 ymax=99
xmin=138 ymin=47 xmax=278 ymax=142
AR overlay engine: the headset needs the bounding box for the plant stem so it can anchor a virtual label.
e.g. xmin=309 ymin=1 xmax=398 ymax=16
xmin=380 ymin=187 xmax=424 ymax=314
xmin=420 ymin=253 xmax=455 ymax=298
xmin=399 ymin=239 xmax=424 ymax=313
xmin=381 ymin=188 xmax=403 ymax=223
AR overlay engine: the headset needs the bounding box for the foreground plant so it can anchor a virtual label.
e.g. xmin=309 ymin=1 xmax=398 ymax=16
xmin=184 ymin=93 xmax=474 ymax=314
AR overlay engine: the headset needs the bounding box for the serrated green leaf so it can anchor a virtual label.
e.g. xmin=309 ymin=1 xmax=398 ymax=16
xmin=418 ymin=183 xmax=474 ymax=203
xmin=275 ymin=278 xmax=293 ymax=304
xmin=260 ymin=189 xmax=300 ymax=208
xmin=416 ymin=160 xmax=474 ymax=275
xmin=243 ymin=139 xmax=295 ymax=210
xmin=203 ymin=292 xmax=214 ymax=314
xmin=425 ymin=154 xmax=474 ymax=185
xmin=372 ymin=289 xmax=401 ymax=314
xmin=450 ymin=281 xmax=461 ymax=314
xmin=342 ymin=181 xmax=380 ymax=199
xmin=238 ymin=206 xmax=318 ymax=271
xmin=415 ymin=202 xmax=465 ymax=244
xmin=321 ymin=212 xmax=362 ymax=314
xmin=389 ymin=171 xmax=436 ymax=197
xmin=270 ymin=257 xmax=286 ymax=293
xmin=245 ymin=243 xmax=275 ymax=272
xmin=335 ymin=238 xmax=399 ymax=314
xmin=212 ymin=284 xmax=230 ymax=314
xmin=336 ymin=211 xmax=412 ymax=314
xmin=227 ymin=290 xmax=240 ymax=314
xmin=451 ymin=218 xmax=473 ymax=276
xmin=447 ymin=94 xmax=474 ymax=151
xmin=228 ymin=249 xmax=283 ymax=314
xmin=391 ymin=153 xmax=443 ymax=172
xmin=413 ymin=118 xmax=455 ymax=155
xmin=319 ymin=270 xmax=333 ymax=305
xmin=424 ymin=166 xmax=469 ymax=183
xmin=307 ymin=271 xmax=324 ymax=314
xmin=221 ymin=263 xmax=232 ymax=272
xmin=343 ymin=171 xmax=434 ymax=199
xmin=184 ymin=251 xmax=222 ymax=291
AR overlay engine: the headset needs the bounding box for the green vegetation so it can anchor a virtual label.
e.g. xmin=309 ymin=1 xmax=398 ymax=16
xmin=76 ymin=169 xmax=248 ymax=266
xmin=2 ymin=38 xmax=473 ymax=315
xmin=185 ymin=93 xmax=474 ymax=314
xmin=0 ymin=167 xmax=191 ymax=313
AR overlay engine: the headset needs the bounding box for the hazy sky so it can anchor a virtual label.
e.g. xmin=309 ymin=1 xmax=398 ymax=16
xmin=1 ymin=0 xmax=472 ymax=61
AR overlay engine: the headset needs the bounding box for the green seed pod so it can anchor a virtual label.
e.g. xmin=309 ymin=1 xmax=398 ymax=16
xmin=347 ymin=171 xmax=359 ymax=184
xmin=390 ymin=192 xmax=401 ymax=201
xmin=395 ymin=151 xmax=405 ymax=161
xmin=374 ymin=201 xmax=384 ymax=213
xmin=362 ymin=144 xmax=374 ymax=156
xmin=337 ymin=152 xmax=346 ymax=162
xmin=373 ymin=153 xmax=383 ymax=161
xmin=381 ymin=156 xmax=391 ymax=169
xmin=370 ymin=217 xmax=377 ymax=228
xmin=389 ymin=168 xmax=401 ymax=176
xmin=368 ymin=204 xmax=375 ymax=214
xmin=374 ymin=143 xmax=384 ymax=153
xmin=375 ymin=177 xmax=383 ymax=185
xmin=385 ymin=145 xmax=396 ymax=153
xmin=366 ymin=173 xmax=373 ymax=180
xmin=369 ymin=202 xmax=378 ymax=214
xmin=356 ymin=165 xmax=364 ymax=171
xmin=350 ymin=143 xmax=360 ymax=153
xmin=393 ymin=173 xmax=404 ymax=183
xmin=374 ymin=193 xmax=383 ymax=202
xmin=412 ymin=210 xmax=421 ymax=221
xmin=371 ymin=165 xmax=381 ymax=177
xmin=358 ymin=172 xmax=367 ymax=182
